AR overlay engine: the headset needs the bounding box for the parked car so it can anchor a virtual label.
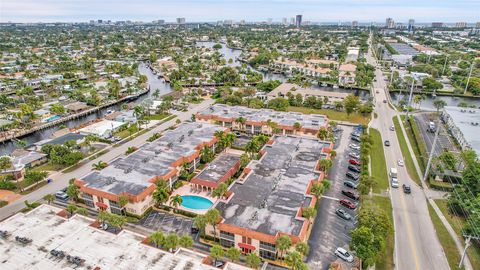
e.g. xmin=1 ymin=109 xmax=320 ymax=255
xmin=233 ymin=131 xmax=241 ymax=137
xmin=349 ymin=159 xmax=360 ymax=165
xmin=336 ymin=209 xmax=352 ymax=220
xmin=384 ymin=140 xmax=390 ymax=146
xmin=344 ymin=181 xmax=358 ymax=189
xmin=383 ymin=100 xmax=387 ymax=103
xmin=403 ymin=184 xmax=411 ymax=194
xmin=349 ymin=143 xmax=360 ymax=150
xmin=391 ymin=178 xmax=399 ymax=188
xmin=340 ymin=199 xmax=357 ymax=209
xmin=55 ymin=191 xmax=69 ymax=201
xmin=351 ymin=132 xmax=361 ymax=138
xmin=348 ymin=165 xmax=361 ymax=173
xmin=335 ymin=247 xmax=354 ymax=263
xmin=351 ymin=136 xmax=361 ymax=143
xmin=342 ymin=190 xmax=360 ymax=200
xmin=346 ymin=172 xmax=359 ymax=181
xmin=349 ymin=152 xmax=360 ymax=159
xmin=398 ymin=159 xmax=404 ymax=167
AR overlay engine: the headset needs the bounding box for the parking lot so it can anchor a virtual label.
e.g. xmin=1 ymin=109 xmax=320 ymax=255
xmin=137 ymin=210 xmax=193 ymax=236
xmin=414 ymin=113 xmax=458 ymax=158
xmin=306 ymin=125 xmax=359 ymax=269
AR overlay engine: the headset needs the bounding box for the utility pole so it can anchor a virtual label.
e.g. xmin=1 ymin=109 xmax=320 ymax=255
xmin=422 ymin=118 xmax=441 ymax=182
xmin=464 ymin=61 xmax=474 ymax=95
xmin=405 ymin=78 xmax=415 ymax=118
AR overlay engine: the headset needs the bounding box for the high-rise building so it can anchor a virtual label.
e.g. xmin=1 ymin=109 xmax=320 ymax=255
xmin=432 ymin=22 xmax=443 ymax=28
xmin=476 ymin=22 xmax=480 ymax=28
xmin=176 ymin=17 xmax=186 ymax=24
xmin=455 ymin=22 xmax=467 ymax=28
xmin=295 ymin=14 xmax=302 ymax=27
xmin=385 ymin=17 xmax=395 ymax=28
xmin=290 ymin=17 xmax=295 ymax=25
xmin=408 ymin=19 xmax=415 ymax=32
xmin=282 ymin=18 xmax=288 ymax=25
xmin=352 ymin=21 xmax=358 ymax=28
xmin=267 ymin=18 xmax=273 ymax=25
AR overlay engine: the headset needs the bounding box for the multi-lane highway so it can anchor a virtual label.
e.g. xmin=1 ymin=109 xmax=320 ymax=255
xmin=366 ymin=37 xmax=450 ymax=270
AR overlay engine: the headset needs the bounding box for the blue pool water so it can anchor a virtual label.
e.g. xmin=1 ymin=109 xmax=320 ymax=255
xmin=180 ymin=195 xmax=213 ymax=210
xmin=42 ymin=115 xmax=61 ymax=123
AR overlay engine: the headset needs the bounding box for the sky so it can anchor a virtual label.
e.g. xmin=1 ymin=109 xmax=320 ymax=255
xmin=1 ymin=0 xmax=479 ymax=23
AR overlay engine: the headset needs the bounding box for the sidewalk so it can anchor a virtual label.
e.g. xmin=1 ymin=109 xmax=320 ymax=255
xmin=396 ymin=115 xmax=473 ymax=270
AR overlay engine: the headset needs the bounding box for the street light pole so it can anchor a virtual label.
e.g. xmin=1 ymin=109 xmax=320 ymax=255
xmin=459 ymin=236 xmax=472 ymax=269
xmin=464 ymin=61 xmax=474 ymax=95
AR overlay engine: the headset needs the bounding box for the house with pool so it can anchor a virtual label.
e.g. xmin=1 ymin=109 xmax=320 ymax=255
xmin=206 ymin=135 xmax=333 ymax=260
xmin=196 ymin=104 xmax=328 ymax=137
xmin=75 ymin=122 xmax=227 ymax=216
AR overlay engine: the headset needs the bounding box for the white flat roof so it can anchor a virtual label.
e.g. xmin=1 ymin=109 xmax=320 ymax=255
xmin=0 ymin=204 xmax=250 ymax=270
xmin=443 ymin=106 xmax=480 ymax=156
xmin=79 ymin=120 xmax=124 ymax=136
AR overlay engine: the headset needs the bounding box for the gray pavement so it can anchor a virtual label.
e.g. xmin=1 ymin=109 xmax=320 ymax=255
xmin=306 ymin=125 xmax=357 ymax=270
xmin=367 ymin=37 xmax=450 ymax=270
xmin=0 ymin=99 xmax=215 ymax=221
xmin=413 ymin=112 xmax=459 ymax=157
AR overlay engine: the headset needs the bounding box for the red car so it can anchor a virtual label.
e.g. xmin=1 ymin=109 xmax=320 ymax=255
xmin=339 ymin=199 xmax=357 ymax=210
xmin=349 ymin=159 xmax=360 ymax=165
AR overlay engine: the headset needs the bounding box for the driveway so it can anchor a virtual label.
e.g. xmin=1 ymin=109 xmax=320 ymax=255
xmin=306 ymin=125 xmax=358 ymax=270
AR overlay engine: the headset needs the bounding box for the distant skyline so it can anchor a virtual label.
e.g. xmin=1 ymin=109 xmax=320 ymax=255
xmin=1 ymin=0 xmax=479 ymax=23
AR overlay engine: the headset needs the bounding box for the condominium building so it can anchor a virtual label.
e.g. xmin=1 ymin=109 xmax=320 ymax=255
xmin=338 ymin=63 xmax=357 ymax=85
xmin=271 ymin=58 xmax=334 ymax=78
xmin=295 ymin=15 xmax=302 ymax=27
xmin=75 ymin=122 xmax=226 ymax=216
xmin=441 ymin=106 xmax=480 ymax=156
xmin=196 ymin=103 xmax=328 ymax=137
xmin=208 ymin=135 xmax=333 ymax=259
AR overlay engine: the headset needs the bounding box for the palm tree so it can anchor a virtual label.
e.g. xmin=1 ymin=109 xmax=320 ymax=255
xmin=149 ymin=231 xmax=165 ymax=248
xmin=164 ymin=233 xmax=179 ymax=252
xmin=210 ymin=244 xmax=225 ymax=265
xmin=317 ymin=128 xmax=329 ymax=140
xmin=226 ymin=247 xmax=241 ymax=262
xmin=66 ymin=204 xmax=77 ymax=217
xmin=118 ymin=195 xmax=129 ymax=215
xmin=413 ymin=95 xmax=422 ymax=109
xmin=240 ymin=153 xmax=251 ymax=169
xmin=245 ymin=140 xmax=259 ymax=158
xmin=285 ymin=251 xmax=305 ymax=270
xmin=179 ymin=235 xmax=194 ymax=248
xmin=205 ymin=209 xmax=221 ymax=241
xmin=234 ymin=117 xmax=246 ymax=131
xmin=169 ymin=194 xmax=183 ymax=212
xmin=75 ymin=207 xmax=88 ymax=216
xmin=310 ymin=182 xmax=325 ymax=200
xmin=212 ymin=183 xmax=228 ymax=200
xmin=318 ymin=159 xmax=333 ymax=172
xmin=200 ymin=146 xmax=214 ymax=163
xmin=193 ymin=215 xmax=207 ymax=237
xmin=276 ymin=235 xmax=292 ymax=259
xmin=92 ymin=161 xmax=107 ymax=170
xmin=43 ymin=194 xmax=55 ymax=204
xmin=293 ymin=122 xmax=301 ymax=133
xmin=302 ymin=207 xmax=317 ymax=221
xmin=246 ymin=253 xmax=262 ymax=269
xmin=153 ymin=185 xmax=169 ymax=206
xmin=295 ymin=242 xmax=309 ymax=256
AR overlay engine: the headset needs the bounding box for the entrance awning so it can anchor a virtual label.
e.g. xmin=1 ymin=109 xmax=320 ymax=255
xmin=238 ymin=243 xmax=256 ymax=250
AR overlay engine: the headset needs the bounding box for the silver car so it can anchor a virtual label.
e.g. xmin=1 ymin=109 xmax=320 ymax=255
xmin=335 ymin=247 xmax=354 ymax=263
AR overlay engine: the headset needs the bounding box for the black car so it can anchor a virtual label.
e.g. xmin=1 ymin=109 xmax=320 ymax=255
xmin=342 ymin=190 xmax=360 ymax=201
xmin=403 ymin=184 xmax=411 ymax=194
xmin=346 ymin=172 xmax=359 ymax=181
xmin=384 ymin=140 xmax=390 ymax=146
xmin=343 ymin=181 xmax=358 ymax=189
xmin=348 ymin=165 xmax=361 ymax=173
xmin=351 ymin=136 xmax=361 ymax=142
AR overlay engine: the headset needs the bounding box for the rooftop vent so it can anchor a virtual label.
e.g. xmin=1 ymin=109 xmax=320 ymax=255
xmin=461 ymin=109 xmax=467 ymax=112
xmin=106 ymin=177 xmax=116 ymax=184
xmin=188 ymin=130 xmax=194 ymax=136
xmin=179 ymin=135 xmax=185 ymax=142
xmin=142 ymin=157 xmax=149 ymax=163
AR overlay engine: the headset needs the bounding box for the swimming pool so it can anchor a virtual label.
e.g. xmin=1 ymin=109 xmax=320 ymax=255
xmin=42 ymin=115 xmax=61 ymax=123
xmin=180 ymin=195 xmax=213 ymax=210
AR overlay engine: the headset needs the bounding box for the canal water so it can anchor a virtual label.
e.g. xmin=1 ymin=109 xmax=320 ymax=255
xmin=390 ymin=92 xmax=480 ymax=111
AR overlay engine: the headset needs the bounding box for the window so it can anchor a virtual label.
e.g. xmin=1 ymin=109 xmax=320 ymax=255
xmin=220 ymin=239 xmax=234 ymax=248
xmin=260 ymin=249 xmax=276 ymax=260
xmin=82 ymin=193 xmax=93 ymax=200
xmin=84 ymin=200 xmax=94 ymax=208
xmin=260 ymin=241 xmax=276 ymax=251
xmin=111 ymin=207 xmax=122 ymax=215
xmin=242 ymin=236 xmax=252 ymax=245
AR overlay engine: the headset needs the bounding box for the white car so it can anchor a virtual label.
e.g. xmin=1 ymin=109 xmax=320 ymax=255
xmin=391 ymin=178 xmax=399 ymax=188
xmin=389 ymin=125 xmax=395 ymax=131
xmin=335 ymin=247 xmax=354 ymax=263
xmin=398 ymin=159 xmax=404 ymax=167
xmin=349 ymin=143 xmax=360 ymax=150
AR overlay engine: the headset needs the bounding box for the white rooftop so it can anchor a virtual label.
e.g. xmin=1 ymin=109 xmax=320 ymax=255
xmin=0 ymin=204 xmax=250 ymax=270
xmin=443 ymin=106 xmax=480 ymax=156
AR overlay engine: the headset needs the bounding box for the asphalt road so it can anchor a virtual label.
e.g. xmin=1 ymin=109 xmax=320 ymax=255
xmin=367 ymin=38 xmax=450 ymax=270
xmin=0 ymin=99 xmax=215 ymax=221
xmin=306 ymin=125 xmax=358 ymax=269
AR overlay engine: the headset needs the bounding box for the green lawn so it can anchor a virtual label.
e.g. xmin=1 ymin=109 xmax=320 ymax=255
xmin=427 ymin=202 xmax=462 ymax=270
xmin=369 ymin=128 xmax=389 ymax=193
xmin=400 ymin=115 xmax=427 ymax=172
xmin=31 ymin=163 xmax=65 ymax=172
xmin=287 ymin=106 xmax=370 ymax=125
xmin=363 ymin=195 xmax=394 ymax=270
xmin=114 ymin=125 xmax=140 ymax=139
xmin=392 ymin=116 xmax=421 ymax=186
xmin=142 ymin=113 xmax=170 ymax=121
xmin=435 ymin=199 xmax=480 ymax=270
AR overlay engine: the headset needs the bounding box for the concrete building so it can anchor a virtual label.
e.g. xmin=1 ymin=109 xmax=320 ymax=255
xmin=455 ymin=22 xmax=467 ymax=28
xmin=386 ymin=17 xmax=395 ymax=28
xmin=441 ymin=106 xmax=480 ymax=156
xmin=282 ymin=18 xmax=288 ymax=25
xmin=176 ymin=17 xmax=186 ymax=24
xmin=295 ymin=15 xmax=302 ymax=27
xmin=271 ymin=58 xmax=333 ymax=78
xmin=0 ymin=204 xmax=249 ymax=270
xmin=432 ymin=22 xmax=444 ymax=28
xmin=75 ymin=122 xmax=226 ymax=216
xmin=408 ymin=19 xmax=415 ymax=32
xmin=345 ymin=47 xmax=360 ymax=63
xmin=78 ymin=120 xmax=125 ymax=139
xmin=209 ymin=135 xmax=333 ymax=259
xmin=196 ymin=103 xmax=328 ymax=138
xmin=338 ymin=64 xmax=357 ymax=85
xmin=191 ymin=153 xmax=241 ymax=192
xmin=352 ymin=21 xmax=358 ymax=28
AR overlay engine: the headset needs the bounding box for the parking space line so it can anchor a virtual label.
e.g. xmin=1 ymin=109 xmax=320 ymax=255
xmin=321 ymin=195 xmax=340 ymax=201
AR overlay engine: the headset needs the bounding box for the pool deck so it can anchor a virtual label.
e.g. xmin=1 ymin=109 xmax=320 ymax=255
xmin=170 ymin=184 xmax=217 ymax=215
